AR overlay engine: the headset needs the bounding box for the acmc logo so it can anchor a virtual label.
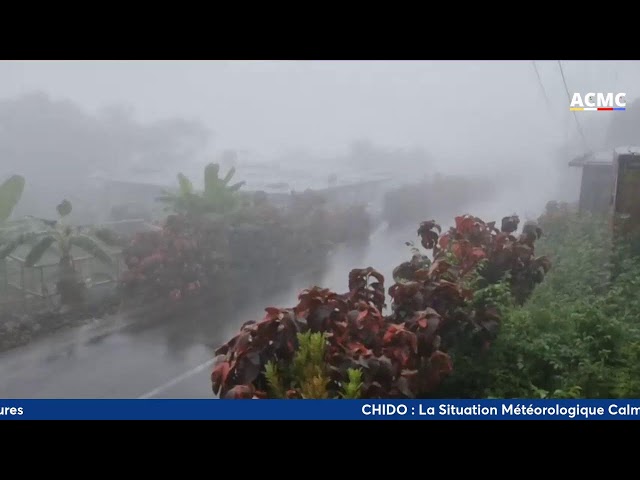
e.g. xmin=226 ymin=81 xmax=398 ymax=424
xmin=570 ymin=92 xmax=626 ymax=111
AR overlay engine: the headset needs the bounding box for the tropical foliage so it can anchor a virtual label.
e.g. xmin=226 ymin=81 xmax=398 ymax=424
xmin=0 ymin=200 xmax=116 ymax=305
xmin=0 ymin=175 xmax=25 ymax=223
xmin=211 ymin=213 xmax=550 ymax=399
xmin=157 ymin=163 xmax=246 ymax=216
xmin=120 ymin=187 xmax=373 ymax=306
xmin=437 ymin=204 xmax=640 ymax=399
xmin=120 ymin=214 xmax=224 ymax=303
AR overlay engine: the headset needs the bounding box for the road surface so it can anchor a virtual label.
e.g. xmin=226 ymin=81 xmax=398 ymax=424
xmin=0 ymin=224 xmax=412 ymax=399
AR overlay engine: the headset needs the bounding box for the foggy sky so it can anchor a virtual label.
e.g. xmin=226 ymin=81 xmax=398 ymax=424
xmin=2 ymin=60 xmax=638 ymax=165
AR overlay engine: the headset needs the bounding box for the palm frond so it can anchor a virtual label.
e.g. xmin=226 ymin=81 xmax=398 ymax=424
xmin=92 ymin=228 xmax=122 ymax=247
xmin=0 ymin=229 xmax=53 ymax=259
xmin=177 ymin=173 xmax=193 ymax=196
xmin=221 ymin=166 xmax=236 ymax=186
xmin=24 ymin=235 xmax=57 ymax=267
xmin=0 ymin=175 xmax=25 ymax=222
xmin=204 ymin=163 xmax=221 ymax=194
xmin=0 ymin=237 xmax=23 ymax=259
xmin=228 ymin=181 xmax=246 ymax=192
xmin=69 ymin=234 xmax=114 ymax=266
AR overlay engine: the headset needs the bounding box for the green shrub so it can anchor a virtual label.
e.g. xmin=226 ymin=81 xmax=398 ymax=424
xmin=211 ymin=214 xmax=551 ymax=399
xmin=120 ymin=180 xmax=373 ymax=306
xmin=441 ymin=206 xmax=640 ymax=399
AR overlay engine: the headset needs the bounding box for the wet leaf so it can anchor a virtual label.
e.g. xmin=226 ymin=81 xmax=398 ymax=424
xmin=223 ymin=384 xmax=255 ymax=399
xmin=209 ymin=210 xmax=550 ymax=400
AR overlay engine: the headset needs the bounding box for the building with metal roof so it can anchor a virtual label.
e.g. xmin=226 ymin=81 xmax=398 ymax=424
xmin=568 ymin=151 xmax=615 ymax=214
xmin=568 ymin=147 xmax=640 ymax=215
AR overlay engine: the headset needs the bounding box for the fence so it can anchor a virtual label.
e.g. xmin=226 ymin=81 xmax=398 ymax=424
xmin=0 ymin=219 xmax=158 ymax=314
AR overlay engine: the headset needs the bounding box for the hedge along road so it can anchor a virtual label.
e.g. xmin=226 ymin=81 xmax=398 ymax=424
xmin=0 ymin=222 xmax=415 ymax=399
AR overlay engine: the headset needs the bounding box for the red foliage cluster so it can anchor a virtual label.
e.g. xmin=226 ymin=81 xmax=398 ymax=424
xmin=119 ymin=198 xmax=373 ymax=304
xmin=119 ymin=215 xmax=216 ymax=302
xmin=211 ymin=214 xmax=551 ymax=399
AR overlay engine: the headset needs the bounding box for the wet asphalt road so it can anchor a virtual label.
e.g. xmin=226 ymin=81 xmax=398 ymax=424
xmin=0 ymin=224 xmax=413 ymax=399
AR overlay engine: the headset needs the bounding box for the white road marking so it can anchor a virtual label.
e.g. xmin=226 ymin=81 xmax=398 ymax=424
xmin=138 ymin=357 xmax=217 ymax=399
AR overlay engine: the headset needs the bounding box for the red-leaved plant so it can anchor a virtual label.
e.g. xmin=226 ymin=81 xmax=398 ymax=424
xmin=119 ymin=215 xmax=224 ymax=302
xmin=212 ymin=214 xmax=551 ymax=399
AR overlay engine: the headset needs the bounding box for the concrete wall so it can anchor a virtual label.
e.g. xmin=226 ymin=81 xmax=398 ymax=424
xmin=579 ymin=165 xmax=614 ymax=214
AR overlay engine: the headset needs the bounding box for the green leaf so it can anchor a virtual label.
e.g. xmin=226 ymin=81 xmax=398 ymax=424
xmin=340 ymin=368 xmax=363 ymax=399
xmin=264 ymin=361 xmax=285 ymax=399
xmin=177 ymin=173 xmax=193 ymax=196
xmin=56 ymin=199 xmax=72 ymax=217
xmin=228 ymin=181 xmax=246 ymax=192
xmin=221 ymin=166 xmax=236 ymax=186
xmin=92 ymin=228 xmax=121 ymax=247
xmin=69 ymin=234 xmax=114 ymax=265
xmin=204 ymin=163 xmax=221 ymax=194
xmin=24 ymin=235 xmax=56 ymax=267
xmin=0 ymin=175 xmax=26 ymax=222
xmin=0 ymin=237 xmax=22 ymax=259
xmin=0 ymin=230 xmax=51 ymax=259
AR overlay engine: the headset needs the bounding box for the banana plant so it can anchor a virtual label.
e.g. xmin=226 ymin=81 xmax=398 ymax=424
xmin=156 ymin=163 xmax=246 ymax=216
xmin=0 ymin=174 xmax=25 ymax=223
xmin=156 ymin=172 xmax=201 ymax=215
xmin=203 ymin=162 xmax=245 ymax=209
xmin=0 ymin=175 xmax=30 ymax=240
xmin=0 ymin=174 xmax=26 ymax=283
xmin=0 ymin=199 xmax=116 ymax=306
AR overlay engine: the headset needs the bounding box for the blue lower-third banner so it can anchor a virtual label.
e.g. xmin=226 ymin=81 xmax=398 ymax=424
xmin=2 ymin=399 xmax=640 ymax=420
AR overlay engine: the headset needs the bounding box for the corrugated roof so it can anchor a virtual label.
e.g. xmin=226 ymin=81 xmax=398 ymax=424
xmin=569 ymin=151 xmax=614 ymax=167
xmin=569 ymin=147 xmax=640 ymax=167
xmin=614 ymin=146 xmax=640 ymax=156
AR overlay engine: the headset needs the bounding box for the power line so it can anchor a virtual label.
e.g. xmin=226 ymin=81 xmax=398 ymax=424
xmin=557 ymin=60 xmax=590 ymax=152
xmin=531 ymin=60 xmax=552 ymax=112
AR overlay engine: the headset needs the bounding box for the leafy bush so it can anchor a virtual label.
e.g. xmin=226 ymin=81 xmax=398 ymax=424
xmin=120 ymin=215 xmax=218 ymax=302
xmin=211 ymin=213 xmax=550 ymax=399
xmin=438 ymin=204 xmax=640 ymax=399
xmin=120 ymin=190 xmax=373 ymax=306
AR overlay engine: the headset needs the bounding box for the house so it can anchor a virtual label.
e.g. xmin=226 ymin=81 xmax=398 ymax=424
xmin=612 ymin=146 xmax=640 ymax=240
xmin=568 ymin=151 xmax=615 ymax=214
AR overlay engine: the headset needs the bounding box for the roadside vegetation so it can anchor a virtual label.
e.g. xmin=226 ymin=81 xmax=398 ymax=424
xmin=119 ymin=163 xmax=374 ymax=309
xmin=441 ymin=202 xmax=640 ymax=399
xmin=212 ymin=211 xmax=551 ymax=399
xmin=212 ymin=201 xmax=640 ymax=399
xmin=0 ymin=165 xmax=374 ymax=351
xmin=4 ymin=164 xmax=640 ymax=400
